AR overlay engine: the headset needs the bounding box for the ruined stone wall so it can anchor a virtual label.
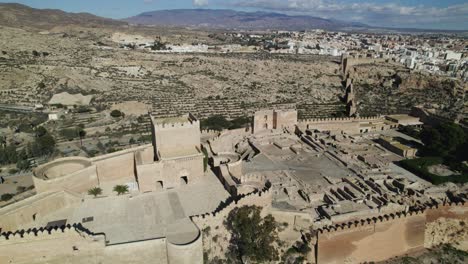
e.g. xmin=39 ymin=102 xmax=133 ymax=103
xmin=342 ymin=57 xmax=389 ymax=76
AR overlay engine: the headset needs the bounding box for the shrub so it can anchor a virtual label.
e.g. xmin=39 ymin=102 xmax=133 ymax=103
xmin=1 ymin=193 xmax=13 ymax=201
xmin=110 ymin=110 xmax=123 ymax=118
xmin=113 ymin=185 xmax=129 ymax=195
xmin=88 ymin=187 xmax=103 ymax=197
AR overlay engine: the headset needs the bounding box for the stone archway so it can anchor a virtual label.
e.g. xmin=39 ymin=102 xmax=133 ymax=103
xmin=179 ymin=169 xmax=190 ymax=186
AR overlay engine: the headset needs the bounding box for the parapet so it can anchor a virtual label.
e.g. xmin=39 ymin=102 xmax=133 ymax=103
xmin=299 ymin=116 xmax=382 ymax=124
xmin=0 ymin=223 xmax=105 ymax=244
xmin=151 ymin=113 xmax=200 ymax=130
xmin=316 ymin=201 xmax=466 ymax=235
xmin=34 ymin=157 xmax=92 ymax=180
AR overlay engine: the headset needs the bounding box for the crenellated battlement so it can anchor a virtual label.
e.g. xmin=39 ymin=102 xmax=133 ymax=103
xmin=0 ymin=223 xmax=105 ymax=244
xmin=191 ymin=183 xmax=272 ymax=222
xmin=299 ymin=116 xmax=382 ymax=124
xmin=151 ymin=113 xmax=200 ymax=130
xmin=316 ymin=201 xmax=466 ymax=235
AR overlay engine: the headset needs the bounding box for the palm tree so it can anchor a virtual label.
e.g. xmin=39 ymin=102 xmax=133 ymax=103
xmin=113 ymin=185 xmax=129 ymax=195
xmin=88 ymin=187 xmax=102 ymax=197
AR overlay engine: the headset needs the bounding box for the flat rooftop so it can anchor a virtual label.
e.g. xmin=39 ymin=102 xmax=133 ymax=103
xmin=151 ymin=114 xmax=196 ymax=125
xmin=25 ymin=172 xmax=229 ymax=245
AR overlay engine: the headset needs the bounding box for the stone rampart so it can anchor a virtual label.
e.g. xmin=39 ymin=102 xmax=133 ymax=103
xmin=191 ymin=185 xmax=272 ymax=228
xmin=298 ymin=116 xmax=381 ymax=125
xmin=315 ymin=202 xmax=466 ymax=264
xmin=0 ymin=223 xmax=106 ymax=264
xmin=0 ymin=191 xmax=82 ymax=232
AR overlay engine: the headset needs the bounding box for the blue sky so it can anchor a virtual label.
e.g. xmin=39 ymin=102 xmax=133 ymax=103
xmin=1 ymin=0 xmax=467 ymax=30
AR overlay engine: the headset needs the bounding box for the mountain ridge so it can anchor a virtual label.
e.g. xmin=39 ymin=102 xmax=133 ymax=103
xmin=0 ymin=3 xmax=126 ymax=30
xmin=125 ymin=9 xmax=368 ymax=30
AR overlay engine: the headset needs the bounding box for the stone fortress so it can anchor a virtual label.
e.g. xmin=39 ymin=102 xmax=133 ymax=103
xmin=0 ymin=109 xmax=467 ymax=263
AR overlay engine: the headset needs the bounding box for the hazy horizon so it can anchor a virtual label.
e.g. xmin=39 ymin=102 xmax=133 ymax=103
xmin=0 ymin=0 xmax=467 ymax=31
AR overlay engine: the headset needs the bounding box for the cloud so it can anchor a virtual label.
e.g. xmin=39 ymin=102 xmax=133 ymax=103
xmin=227 ymin=0 xmax=468 ymax=29
xmin=194 ymin=0 xmax=209 ymax=7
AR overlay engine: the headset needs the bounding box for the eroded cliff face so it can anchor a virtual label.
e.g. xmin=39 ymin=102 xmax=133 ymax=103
xmin=425 ymin=218 xmax=468 ymax=251
xmin=350 ymin=63 xmax=465 ymax=118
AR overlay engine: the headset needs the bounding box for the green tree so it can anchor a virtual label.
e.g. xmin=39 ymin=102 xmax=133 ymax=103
xmin=78 ymin=129 xmax=86 ymax=147
xmin=110 ymin=110 xmax=123 ymax=118
xmin=88 ymin=187 xmax=103 ymax=197
xmin=421 ymin=122 xmax=466 ymax=157
xmin=113 ymin=185 xmax=129 ymax=195
xmin=35 ymin=126 xmax=47 ymax=137
xmin=224 ymin=206 xmax=279 ymax=263
xmin=16 ymin=159 xmax=30 ymax=170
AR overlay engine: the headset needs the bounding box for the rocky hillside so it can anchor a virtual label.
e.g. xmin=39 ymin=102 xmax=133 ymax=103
xmin=0 ymin=3 xmax=126 ymax=30
xmin=125 ymin=9 xmax=367 ymax=30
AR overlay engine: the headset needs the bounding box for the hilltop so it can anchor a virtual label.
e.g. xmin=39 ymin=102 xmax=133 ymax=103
xmin=0 ymin=3 xmax=126 ymax=30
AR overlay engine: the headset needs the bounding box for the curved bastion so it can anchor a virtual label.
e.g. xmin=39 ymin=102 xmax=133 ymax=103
xmin=33 ymin=157 xmax=98 ymax=194
xmin=166 ymin=219 xmax=203 ymax=264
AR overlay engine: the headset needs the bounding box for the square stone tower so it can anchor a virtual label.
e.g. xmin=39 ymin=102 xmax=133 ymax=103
xmin=151 ymin=113 xmax=201 ymax=161
xmin=253 ymin=109 xmax=297 ymax=134
xmin=141 ymin=113 xmax=204 ymax=190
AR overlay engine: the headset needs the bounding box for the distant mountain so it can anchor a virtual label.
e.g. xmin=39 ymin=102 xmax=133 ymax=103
xmin=125 ymin=9 xmax=368 ymax=30
xmin=0 ymin=3 xmax=126 ymax=30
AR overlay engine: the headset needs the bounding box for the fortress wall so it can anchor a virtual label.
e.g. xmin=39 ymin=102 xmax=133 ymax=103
xmin=317 ymin=212 xmax=426 ymax=264
xmin=0 ymin=191 xmax=81 ymax=232
xmin=136 ymin=162 xmax=163 ymax=193
xmin=425 ymin=203 xmax=468 ymax=222
xmin=154 ymin=122 xmax=201 ymax=157
xmin=270 ymin=209 xmax=314 ymax=229
xmin=161 ymin=155 xmax=205 ymax=188
xmin=191 ymin=188 xmax=273 ymax=229
xmin=166 ymin=235 xmax=203 ymax=264
xmin=254 ymin=110 xmax=275 ymax=133
xmin=275 ymin=110 xmax=298 ymax=130
xmin=104 ymin=238 xmax=169 ymax=264
xmin=93 ymin=152 xmax=136 ymax=184
xmin=33 ymin=165 xmax=98 ymax=194
xmin=135 ymin=146 xmax=155 ymax=165
xmin=342 ymin=57 xmax=389 ymax=75
xmin=0 ymin=226 xmax=106 ymax=264
xmin=227 ymin=160 xmax=243 ymax=178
